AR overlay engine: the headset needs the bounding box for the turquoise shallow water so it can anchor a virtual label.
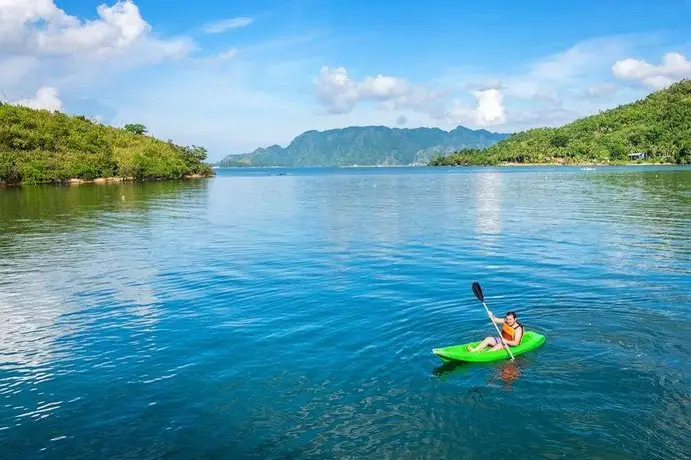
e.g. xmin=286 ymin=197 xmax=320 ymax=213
xmin=1 ymin=166 xmax=690 ymax=459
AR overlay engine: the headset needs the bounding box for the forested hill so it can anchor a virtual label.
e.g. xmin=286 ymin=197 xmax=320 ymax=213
xmin=218 ymin=125 xmax=509 ymax=167
xmin=0 ymin=104 xmax=214 ymax=185
xmin=431 ymin=79 xmax=691 ymax=166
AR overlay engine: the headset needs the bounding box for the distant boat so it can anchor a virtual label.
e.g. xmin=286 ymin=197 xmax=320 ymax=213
xmin=581 ymin=167 xmax=597 ymax=171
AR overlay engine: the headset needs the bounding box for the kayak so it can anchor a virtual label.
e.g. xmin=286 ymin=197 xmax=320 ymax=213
xmin=432 ymin=331 xmax=546 ymax=363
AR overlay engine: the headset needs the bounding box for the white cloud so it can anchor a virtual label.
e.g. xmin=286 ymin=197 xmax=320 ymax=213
xmin=314 ymin=66 xmax=369 ymax=113
xmin=530 ymin=44 xmax=598 ymax=81
xmin=39 ymin=1 xmax=148 ymax=55
xmin=12 ymin=87 xmax=63 ymax=111
xmin=360 ymin=74 xmax=410 ymax=99
xmin=203 ymin=17 xmax=254 ymax=34
xmin=612 ymin=52 xmax=691 ymax=89
xmin=0 ymin=55 xmax=41 ymax=89
xmin=0 ymin=0 xmax=189 ymax=58
xmin=472 ymin=89 xmax=506 ymax=125
xmin=314 ymin=65 xmax=439 ymax=114
xmin=446 ymin=88 xmax=506 ymax=127
xmin=314 ymin=65 xmax=508 ymax=128
xmin=0 ymin=0 xmax=193 ymax=103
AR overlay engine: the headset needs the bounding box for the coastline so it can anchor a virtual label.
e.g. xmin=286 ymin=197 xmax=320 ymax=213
xmin=0 ymin=173 xmax=213 ymax=188
xmin=494 ymin=161 xmax=678 ymax=167
xmin=214 ymin=161 xmax=681 ymax=169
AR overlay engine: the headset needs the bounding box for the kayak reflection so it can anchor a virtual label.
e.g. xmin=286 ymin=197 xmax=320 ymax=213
xmin=433 ymin=358 xmax=523 ymax=390
xmin=488 ymin=359 xmax=522 ymax=390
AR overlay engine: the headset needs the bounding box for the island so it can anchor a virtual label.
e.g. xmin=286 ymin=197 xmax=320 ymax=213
xmin=429 ymin=79 xmax=691 ymax=166
xmin=0 ymin=104 xmax=214 ymax=186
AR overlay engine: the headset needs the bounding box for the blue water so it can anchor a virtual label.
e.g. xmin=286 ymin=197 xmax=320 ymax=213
xmin=1 ymin=166 xmax=690 ymax=459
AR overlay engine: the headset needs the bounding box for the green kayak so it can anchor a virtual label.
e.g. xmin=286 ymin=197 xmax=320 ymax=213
xmin=433 ymin=331 xmax=546 ymax=363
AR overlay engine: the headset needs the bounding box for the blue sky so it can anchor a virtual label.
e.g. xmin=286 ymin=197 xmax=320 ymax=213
xmin=2 ymin=0 xmax=690 ymax=161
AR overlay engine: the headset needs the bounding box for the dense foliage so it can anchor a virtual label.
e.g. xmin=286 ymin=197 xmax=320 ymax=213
xmin=218 ymin=125 xmax=509 ymax=167
xmin=0 ymin=104 xmax=213 ymax=185
xmin=430 ymin=79 xmax=691 ymax=166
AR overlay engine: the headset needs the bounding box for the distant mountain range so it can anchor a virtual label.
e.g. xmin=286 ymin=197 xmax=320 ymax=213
xmin=217 ymin=125 xmax=510 ymax=167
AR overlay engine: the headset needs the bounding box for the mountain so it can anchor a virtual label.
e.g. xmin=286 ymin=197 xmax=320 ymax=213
xmin=218 ymin=125 xmax=510 ymax=167
xmin=430 ymin=79 xmax=691 ymax=166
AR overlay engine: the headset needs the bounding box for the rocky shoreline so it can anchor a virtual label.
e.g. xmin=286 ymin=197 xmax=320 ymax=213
xmin=0 ymin=173 xmax=212 ymax=187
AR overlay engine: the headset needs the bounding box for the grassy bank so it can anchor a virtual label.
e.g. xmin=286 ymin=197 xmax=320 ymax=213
xmin=0 ymin=104 xmax=214 ymax=185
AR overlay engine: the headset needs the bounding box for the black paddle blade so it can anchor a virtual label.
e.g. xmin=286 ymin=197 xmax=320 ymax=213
xmin=472 ymin=282 xmax=484 ymax=302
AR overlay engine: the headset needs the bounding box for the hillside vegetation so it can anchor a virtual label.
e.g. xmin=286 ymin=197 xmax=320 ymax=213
xmin=0 ymin=104 xmax=213 ymax=185
xmin=219 ymin=125 xmax=509 ymax=167
xmin=430 ymin=79 xmax=691 ymax=166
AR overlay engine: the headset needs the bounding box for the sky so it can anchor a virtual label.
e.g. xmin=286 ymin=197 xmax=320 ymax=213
xmin=2 ymin=0 xmax=691 ymax=161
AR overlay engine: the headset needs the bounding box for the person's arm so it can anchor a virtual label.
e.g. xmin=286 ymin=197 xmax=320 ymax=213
xmin=489 ymin=312 xmax=505 ymax=324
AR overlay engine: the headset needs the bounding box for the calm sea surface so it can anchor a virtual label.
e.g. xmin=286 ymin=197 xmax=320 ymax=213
xmin=1 ymin=166 xmax=690 ymax=459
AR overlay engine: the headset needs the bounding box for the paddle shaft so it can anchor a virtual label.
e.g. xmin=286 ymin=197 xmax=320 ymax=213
xmin=480 ymin=300 xmax=515 ymax=360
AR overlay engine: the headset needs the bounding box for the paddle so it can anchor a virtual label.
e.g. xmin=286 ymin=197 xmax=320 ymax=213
xmin=472 ymin=282 xmax=515 ymax=361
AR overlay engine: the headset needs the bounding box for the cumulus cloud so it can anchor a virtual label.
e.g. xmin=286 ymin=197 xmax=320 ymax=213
xmin=314 ymin=66 xmax=359 ymax=113
xmin=203 ymin=17 xmax=254 ymax=34
xmin=313 ymin=65 xmax=510 ymax=128
xmin=612 ymin=52 xmax=691 ymax=89
xmin=0 ymin=0 xmax=189 ymax=59
xmin=0 ymin=0 xmax=193 ymax=103
xmin=446 ymin=89 xmax=506 ymax=126
xmin=472 ymin=89 xmax=506 ymax=125
xmin=314 ymin=66 xmax=440 ymax=114
xmin=12 ymin=87 xmax=63 ymax=112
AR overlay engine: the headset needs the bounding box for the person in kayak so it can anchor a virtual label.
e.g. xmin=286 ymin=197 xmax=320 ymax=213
xmin=467 ymin=311 xmax=523 ymax=352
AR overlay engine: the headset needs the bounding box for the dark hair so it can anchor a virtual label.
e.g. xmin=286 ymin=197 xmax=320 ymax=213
xmin=506 ymin=311 xmax=517 ymax=319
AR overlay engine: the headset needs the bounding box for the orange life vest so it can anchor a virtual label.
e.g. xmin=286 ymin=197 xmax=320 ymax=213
xmin=501 ymin=321 xmax=523 ymax=343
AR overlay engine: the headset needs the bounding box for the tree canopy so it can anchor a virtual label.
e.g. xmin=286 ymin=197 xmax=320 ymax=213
xmin=123 ymin=123 xmax=148 ymax=135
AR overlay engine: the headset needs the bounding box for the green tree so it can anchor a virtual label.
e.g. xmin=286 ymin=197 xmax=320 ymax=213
xmin=551 ymin=133 xmax=569 ymax=148
xmin=124 ymin=123 xmax=147 ymax=135
xmin=675 ymin=141 xmax=691 ymax=164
